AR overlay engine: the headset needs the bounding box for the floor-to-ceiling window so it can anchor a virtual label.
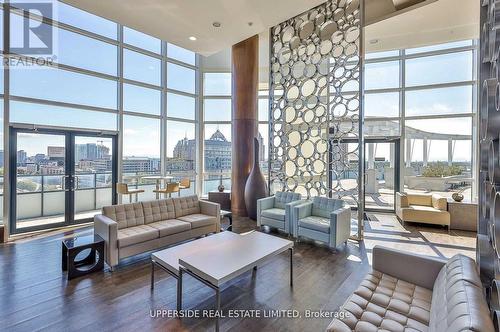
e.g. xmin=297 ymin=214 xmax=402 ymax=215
xmin=165 ymin=58 xmax=198 ymax=197
xmin=1 ymin=1 xmax=199 ymax=231
xmin=121 ymin=27 xmax=162 ymax=201
xmin=202 ymin=72 xmax=232 ymax=194
xmin=365 ymin=40 xmax=477 ymax=204
xmin=7 ymin=2 xmax=120 ymax=227
xmin=201 ymin=70 xmax=270 ymax=195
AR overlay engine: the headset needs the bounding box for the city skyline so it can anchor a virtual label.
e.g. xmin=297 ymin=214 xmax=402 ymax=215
xmin=13 ymin=129 xmax=263 ymax=176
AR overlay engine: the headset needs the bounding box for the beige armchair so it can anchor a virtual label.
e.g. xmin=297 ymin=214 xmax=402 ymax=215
xmin=396 ymin=192 xmax=450 ymax=227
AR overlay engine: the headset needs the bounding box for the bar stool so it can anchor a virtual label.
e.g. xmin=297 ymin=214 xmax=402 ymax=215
xmin=153 ymin=182 xmax=180 ymax=198
xmin=178 ymin=178 xmax=191 ymax=196
xmin=116 ymin=183 xmax=144 ymax=203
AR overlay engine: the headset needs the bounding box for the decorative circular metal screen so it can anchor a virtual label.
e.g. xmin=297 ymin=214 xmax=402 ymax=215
xmin=269 ymin=0 xmax=361 ymax=202
xmin=478 ymin=0 xmax=500 ymax=292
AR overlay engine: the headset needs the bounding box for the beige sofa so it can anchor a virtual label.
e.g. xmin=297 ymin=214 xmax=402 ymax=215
xmin=94 ymin=195 xmax=220 ymax=269
xmin=396 ymin=192 xmax=450 ymax=227
xmin=327 ymin=246 xmax=494 ymax=332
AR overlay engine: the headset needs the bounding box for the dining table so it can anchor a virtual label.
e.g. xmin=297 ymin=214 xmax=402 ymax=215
xmin=141 ymin=175 xmax=174 ymax=199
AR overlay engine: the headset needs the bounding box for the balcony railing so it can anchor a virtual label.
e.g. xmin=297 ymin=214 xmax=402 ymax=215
xmin=16 ymin=172 xmax=113 ymax=221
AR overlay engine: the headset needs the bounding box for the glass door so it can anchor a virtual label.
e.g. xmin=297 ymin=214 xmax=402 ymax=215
xmin=364 ymin=139 xmax=400 ymax=212
xmin=11 ymin=131 xmax=70 ymax=232
xmin=73 ymin=135 xmax=116 ymax=223
xmin=10 ymin=128 xmax=117 ymax=234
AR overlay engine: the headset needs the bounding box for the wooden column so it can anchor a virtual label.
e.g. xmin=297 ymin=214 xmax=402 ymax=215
xmin=231 ymin=35 xmax=259 ymax=217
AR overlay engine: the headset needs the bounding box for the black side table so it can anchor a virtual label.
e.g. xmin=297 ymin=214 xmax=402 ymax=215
xmin=208 ymin=191 xmax=231 ymax=211
xmin=62 ymin=234 xmax=105 ymax=280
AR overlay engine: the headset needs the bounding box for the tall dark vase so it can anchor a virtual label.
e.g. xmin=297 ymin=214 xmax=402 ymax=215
xmin=245 ymin=137 xmax=268 ymax=220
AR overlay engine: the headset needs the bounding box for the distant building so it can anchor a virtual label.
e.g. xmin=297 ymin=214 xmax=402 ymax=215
xmin=34 ymin=154 xmax=46 ymax=163
xmin=122 ymin=157 xmax=160 ymax=174
xmin=0 ymin=150 xmax=4 ymax=167
xmin=257 ymin=132 xmax=265 ymax=162
xmin=91 ymin=159 xmax=113 ymax=172
xmin=204 ymin=130 xmax=232 ymax=171
xmin=75 ymin=143 xmax=110 ymax=161
xmin=17 ymin=150 xmax=27 ymax=163
xmin=166 ymin=158 xmax=194 ymax=172
xmin=26 ymin=163 xmax=37 ymax=174
xmin=170 ymin=129 xmax=232 ymax=172
xmin=75 ymin=159 xmax=112 ymax=173
xmin=169 ymin=129 xmax=265 ymax=173
xmin=47 ymin=146 xmax=65 ymax=160
xmin=40 ymin=163 xmax=65 ymax=175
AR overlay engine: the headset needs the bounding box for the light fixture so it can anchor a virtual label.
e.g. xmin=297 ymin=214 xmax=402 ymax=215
xmin=213 ymin=22 xmax=221 ymax=28
xmin=369 ymin=39 xmax=379 ymax=44
xmin=189 ymin=36 xmax=197 ymax=41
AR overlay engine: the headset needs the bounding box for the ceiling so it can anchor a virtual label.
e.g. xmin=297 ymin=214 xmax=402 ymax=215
xmin=60 ymin=0 xmax=326 ymax=56
xmin=365 ymin=0 xmax=479 ymax=52
xmin=202 ymin=0 xmax=479 ymax=86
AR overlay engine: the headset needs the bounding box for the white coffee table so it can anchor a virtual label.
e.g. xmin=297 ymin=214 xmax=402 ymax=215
xmin=150 ymin=231 xmax=294 ymax=331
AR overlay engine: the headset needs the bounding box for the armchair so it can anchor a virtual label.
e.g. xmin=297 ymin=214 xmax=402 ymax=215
xmin=292 ymin=197 xmax=351 ymax=249
xmin=396 ymin=192 xmax=450 ymax=227
xmin=256 ymin=191 xmax=302 ymax=235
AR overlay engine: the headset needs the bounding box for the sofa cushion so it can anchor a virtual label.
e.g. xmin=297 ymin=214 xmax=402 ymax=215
xmin=177 ymin=214 xmax=215 ymax=229
xmin=311 ymin=196 xmax=343 ymax=218
xmin=142 ymin=199 xmax=175 ymax=223
xmin=431 ymin=194 xmax=447 ymax=211
xmin=407 ymin=193 xmax=432 ymax=207
xmin=148 ymin=219 xmax=191 ymax=237
xmin=173 ymin=195 xmax=200 ymax=218
xmin=261 ymin=208 xmax=285 ymax=221
xmin=299 ymin=215 xmax=330 ymax=233
xmin=428 ymin=254 xmax=494 ymax=332
xmin=401 ymin=205 xmax=450 ymax=225
xmin=117 ymin=225 xmax=158 ymax=247
xmin=103 ymin=203 xmax=145 ymax=229
xmin=327 ymin=270 xmax=432 ymax=332
xmin=274 ymin=191 xmax=301 ymax=209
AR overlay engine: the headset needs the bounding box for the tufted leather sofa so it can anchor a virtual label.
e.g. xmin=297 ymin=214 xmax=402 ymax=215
xmin=94 ymin=195 xmax=219 ymax=269
xmin=327 ymin=246 xmax=494 ymax=332
xmin=256 ymin=191 xmax=302 ymax=235
xmin=292 ymin=197 xmax=351 ymax=249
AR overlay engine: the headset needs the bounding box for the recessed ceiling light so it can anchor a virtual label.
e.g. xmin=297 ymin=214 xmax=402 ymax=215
xmin=369 ymin=39 xmax=379 ymax=44
xmin=189 ymin=36 xmax=197 ymax=41
xmin=213 ymin=22 xmax=221 ymax=28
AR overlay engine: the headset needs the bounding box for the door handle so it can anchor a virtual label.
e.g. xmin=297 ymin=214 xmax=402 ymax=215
xmin=72 ymin=176 xmax=80 ymax=191
xmin=62 ymin=175 xmax=70 ymax=192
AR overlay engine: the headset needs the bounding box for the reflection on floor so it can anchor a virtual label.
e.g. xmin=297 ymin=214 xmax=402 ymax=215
xmin=364 ymin=188 xmax=394 ymax=210
xmin=363 ymin=212 xmax=475 ymax=261
xmin=0 ymin=212 xmax=476 ymax=331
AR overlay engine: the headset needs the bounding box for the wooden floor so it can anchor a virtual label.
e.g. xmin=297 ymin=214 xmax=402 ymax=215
xmin=0 ymin=213 xmax=476 ymax=332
